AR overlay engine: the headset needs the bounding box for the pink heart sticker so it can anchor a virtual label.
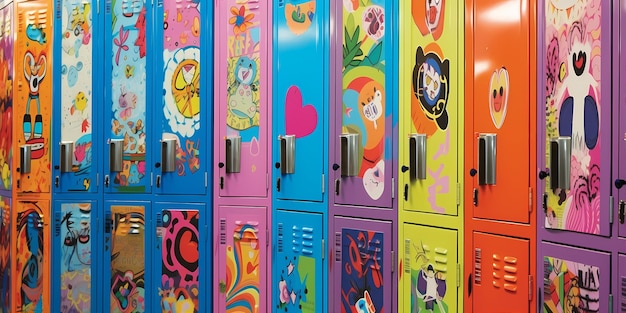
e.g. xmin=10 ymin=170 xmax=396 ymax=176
xmin=285 ymin=86 xmax=318 ymax=138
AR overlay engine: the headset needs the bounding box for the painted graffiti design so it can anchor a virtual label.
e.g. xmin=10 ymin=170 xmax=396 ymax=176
xmin=16 ymin=202 xmax=44 ymax=312
xmin=544 ymin=0 xmax=602 ymax=234
xmin=412 ymin=45 xmax=450 ymax=134
xmin=110 ymin=0 xmax=148 ymax=191
xmin=162 ymin=0 xmax=201 ymax=177
xmin=59 ymin=203 xmax=91 ymax=312
xmin=543 ymin=257 xmax=600 ymax=313
xmin=489 ymin=67 xmax=509 ymax=129
xmin=111 ymin=207 xmax=146 ymax=313
xmin=159 ymin=210 xmax=200 ymax=312
xmin=0 ymin=197 xmax=10 ymax=313
xmin=412 ymin=0 xmax=446 ymax=40
xmin=225 ymin=222 xmax=260 ymax=313
xmin=276 ymin=255 xmax=315 ymax=312
xmin=285 ymin=0 xmax=316 ymax=35
xmin=410 ymin=242 xmax=448 ymax=313
xmin=0 ymin=4 xmax=12 ymax=193
xmin=340 ymin=229 xmax=384 ymax=313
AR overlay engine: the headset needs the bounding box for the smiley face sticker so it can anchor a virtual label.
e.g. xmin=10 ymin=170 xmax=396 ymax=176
xmin=489 ymin=67 xmax=509 ymax=129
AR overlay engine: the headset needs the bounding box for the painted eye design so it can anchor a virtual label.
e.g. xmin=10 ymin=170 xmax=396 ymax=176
xmin=426 ymin=75 xmax=432 ymax=85
xmin=433 ymin=81 xmax=439 ymax=90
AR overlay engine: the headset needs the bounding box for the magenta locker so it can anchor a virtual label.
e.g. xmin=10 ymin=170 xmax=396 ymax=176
xmin=213 ymin=0 xmax=272 ymax=312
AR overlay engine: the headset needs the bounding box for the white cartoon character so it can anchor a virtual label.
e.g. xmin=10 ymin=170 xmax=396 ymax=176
xmin=23 ymin=51 xmax=47 ymax=142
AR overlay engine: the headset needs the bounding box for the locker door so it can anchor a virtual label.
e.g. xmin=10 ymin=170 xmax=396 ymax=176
xmin=52 ymin=0 xmax=99 ymax=193
xmin=103 ymin=0 xmax=152 ymax=194
xmin=399 ymin=0 xmax=461 ymax=216
xmin=333 ymin=0 xmax=393 ymax=208
xmin=401 ymin=224 xmax=458 ymax=313
xmin=471 ymin=0 xmax=530 ymax=223
xmin=542 ymin=242 xmax=610 ymax=313
xmin=153 ymin=204 xmax=205 ymax=313
xmin=52 ymin=201 xmax=96 ymax=312
xmin=0 ymin=196 xmax=10 ymax=313
xmin=0 ymin=3 xmax=12 ymax=195
xmin=153 ymin=0 xmax=207 ymax=196
xmin=215 ymin=0 xmax=269 ymax=198
xmin=620 ymin=254 xmax=626 ymax=313
xmin=105 ymin=202 xmax=149 ymax=313
xmin=618 ymin=2 xmax=626 ymax=237
xmin=472 ymin=232 xmax=529 ymax=312
xmin=543 ymin=0 xmax=610 ymax=236
xmin=332 ymin=217 xmax=392 ymax=313
xmin=13 ymin=199 xmax=50 ymax=313
xmin=274 ymin=209 xmax=323 ymax=312
xmin=273 ymin=0 xmax=327 ymax=202
xmin=15 ymin=0 xmax=52 ymax=194
xmin=216 ymin=206 xmax=267 ymax=313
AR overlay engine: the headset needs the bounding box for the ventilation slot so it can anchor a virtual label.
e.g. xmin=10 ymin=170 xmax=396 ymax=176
xmin=491 ymin=254 xmax=518 ymax=293
xmin=621 ymin=276 xmax=626 ymax=312
xmin=474 ymin=248 xmax=482 ymax=284
xmin=404 ymin=239 xmax=411 ymax=274
xmin=543 ymin=258 xmax=551 ymax=298
xmin=55 ymin=0 xmax=61 ymax=19
xmin=220 ymin=218 xmax=226 ymax=245
xmin=368 ymin=236 xmax=383 ymax=272
xmin=301 ymin=226 xmax=314 ymax=256
xmin=434 ymin=246 xmax=448 ymax=276
xmin=277 ymin=223 xmax=283 ymax=253
xmin=54 ymin=211 xmax=61 ymax=236
xmin=335 ymin=232 xmax=342 ymax=262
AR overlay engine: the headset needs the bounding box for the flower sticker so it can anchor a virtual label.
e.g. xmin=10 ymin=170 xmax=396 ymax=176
xmin=229 ymin=6 xmax=254 ymax=35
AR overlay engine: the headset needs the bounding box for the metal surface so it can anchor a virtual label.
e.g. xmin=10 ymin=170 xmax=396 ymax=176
xmin=549 ymin=136 xmax=571 ymax=190
xmin=59 ymin=141 xmax=74 ymax=173
xmin=109 ymin=139 xmax=123 ymax=173
xmin=225 ymin=136 xmax=241 ymax=174
xmin=161 ymin=139 xmax=176 ymax=173
xmin=478 ymin=134 xmax=496 ymax=185
xmin=340 ymin=134 xmax=359 ymax=177
xmin=20 ymin=145 xmax=31 ymax=174
xmin=409 ymin=134 xmax=427 ymax=180
xmin=279 ymin=135 xmax=295 ymax=174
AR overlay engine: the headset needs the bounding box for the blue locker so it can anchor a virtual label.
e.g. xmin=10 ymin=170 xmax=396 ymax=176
xmin=274 ymin=209 xmax=324 ymax=312
xmin=52 ymin=201 xmax=98 ymax=312
xmin=272 ymin=0 xmax=329 ymax=203
xmin=152 ymin=202 xmax=207 ymax=313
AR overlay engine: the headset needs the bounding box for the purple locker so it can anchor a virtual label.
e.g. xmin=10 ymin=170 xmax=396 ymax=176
xmin=332 ymin=217 xmax=392 ymax=313
xmin=620 ymin=254 xmax=626 ymax=312
xmin=619 ymin=4 xmax=626 ymax=236
xmin=215 ymin=206 xmax=267 ymax=313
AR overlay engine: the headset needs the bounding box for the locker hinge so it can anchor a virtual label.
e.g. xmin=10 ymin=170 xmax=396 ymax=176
xmin=391 ymin=178 xmax=395 ymax=199
xmin=391 ymin=251 xmax=395 ymax=273
xmin=528 ymin=187 xmax=533 ymax=213
xmin=457 ymin=264 xmax=461 ymax=287
xmin=321 ymin=174 xmax=325 ymax=194
xmin=204 ymin=172 xmax=208 ymax=188
xmin=608 ymin=294 xmax=613 ymax=313
xmin=609 ymin=196 xmax=614 ymax=224
xmin=96 ymin=0 xmax=100 ymax=13
xmin=456 ymin=183 xmax=460 ymax=206
xmin=528 ymin=275 xmax=533 ymax=301
xmin=321 ymin=239 xmax=325 ymax=260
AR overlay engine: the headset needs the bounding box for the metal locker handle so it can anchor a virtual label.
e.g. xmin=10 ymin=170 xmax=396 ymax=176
xmin=549 ymin=136 xmax=571 ymax=190
xmin=478 ymin=134 xmax=496 ymax=185
xmin=409 ymin=134 xmax=427 ymax=180
xmin=109 ymin=139 xmax=124 ymax=172
xmin=340 ymin=133 xmax=359 ymax=177
xmin=279 ymin=135 xmax=296 ymax=174
xmin=161 ymin=139 xmax=176 ymax=173
xmin=225 ymin=136 xmax=241 ymax=173
xmin=20 ymin=145 xmax=32 ymax=174
xmin=60 ymin=141 xmax=74 ymax=173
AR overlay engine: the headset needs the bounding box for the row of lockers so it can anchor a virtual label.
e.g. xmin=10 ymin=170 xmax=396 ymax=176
xmin=0 ymin=0 xmax=623 ymax=312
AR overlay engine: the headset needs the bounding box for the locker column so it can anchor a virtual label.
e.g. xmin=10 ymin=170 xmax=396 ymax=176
xmin=619 ymin=3 xmax=626 ymax=308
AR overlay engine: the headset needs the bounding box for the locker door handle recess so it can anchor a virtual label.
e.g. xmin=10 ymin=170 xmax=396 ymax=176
xmin=20 ymin=145 xmax=32 ymax=174
xmin=60 ymin=141 xmax=74 ymax=173
xmin=408 ymin=134 xmax=427 ymax=180
xmin=477 ymin=134 xmax=496 ymax=185
xmin=109 ymin=139 xmax=124 ymax=172
xmin=549 ymin=136 xmax=571 ymax=190
xmin=340 ymin=133 xmax=359 ymax=177
xmin=161 ymin=138 xmax=176 ymax=173
xmin=278 ymin=135 xmax=295 ymax=174
xmin=225 ymin=136 xmax=241 ymax=173
xmin=619 ymin=200 xmax=625 ymax=224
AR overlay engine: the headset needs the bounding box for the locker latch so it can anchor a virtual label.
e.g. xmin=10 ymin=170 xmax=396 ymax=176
xmin=619 ymin=200 xmax=625 ymax=224
xmin=276 ymin=178 xmax=281 ymax=192
xmin=542 ymin=193 xmax=548 ymax=213
xmin=335 ymin=179 xmax=340 ymax=196
xmin=403 ymin=184 xmax=408 ymax=201
xmin=220 ymin=177 xmax=224 ymax=190
xmin=473 ymin=188 xmax=478 ymax=206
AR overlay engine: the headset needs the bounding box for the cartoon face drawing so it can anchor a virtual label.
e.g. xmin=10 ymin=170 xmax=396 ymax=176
xmin=413 ymin=46 xmax=449 ymax=131
xmin=489 ymin=67 xmax=509 ymax=129
xmin=359 ymin=80 xmax=384 ymax=129
xmin=363 ymin=160 xmax=384 ymax=200
xmin=413 ymin=0 xmax=445 ymax=40
xmin=549 ymin=0 xmax=578 ymax=10
xmin=235 ymin=56 xmax=256 ymax=85
xmin=425 ymin=0 xmax=443 ymax=31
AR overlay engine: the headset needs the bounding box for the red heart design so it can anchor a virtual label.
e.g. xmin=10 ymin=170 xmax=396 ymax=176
xmin=285 ymin=86 xmax=318 ymax=138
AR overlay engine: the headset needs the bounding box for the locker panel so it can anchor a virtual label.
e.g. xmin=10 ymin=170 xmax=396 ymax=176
xmin=104 ymin=0 xmax=151 ymax=194
xmin=106 ymin=203 xmax=148 ymax=313
xmin=332 ymin=217 xmax=392 ymax=313
xmin=620 ymin=254 xmax=626 ymax=313
xmin=0 ymin=3 xmax=12 ymax=194
xmin=543 ymin=0 xmax=610 ymax=236
xmin=155 ymin=0 xmax=206 ymax=196
xmin=473 ymin=232 xmax=529 ymax=312
xmin=154 ymin=205 xmax=204 ymax=313
xmin=53 ymin=0 xmax=98 ymax=193
xmin=273 ymin=209 xmax=323 ymax=312
xmin=399 ymin=0 xmax=461 ymax=216
xmin=401 ymin=224 xmax=458 ymax=313
xmin=15 ymin=0 xmax=52 ymax=194
xmin=471 ymin=0 xmax=531 ymax=223
xmin=216 ymin=206 xmax=267 ymax=313
xmin=273 ymin=0 xmax=326 ymax=203
xmin=53 ymin=202 xmax=95 ymax=312
xmin=618 ymin=3 xmax=626 ymax=238
xmin=13 ymin=199 xmax=50 ymax=313
xmin=216 ymin=0 xmax=269 ymax=198
xmin=541 ymin=242 xmax=610 ymax=313
xmin=0 ymin=196 xmax=10 ymax=313
xmin=333 ymin=0 xmax=392 ymax=208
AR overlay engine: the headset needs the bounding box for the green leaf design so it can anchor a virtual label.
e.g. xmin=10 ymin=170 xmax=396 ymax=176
xmin=367 ymin=41 xmax=383 ymax=65
xmin=343 ymin=26 xmax=364 ymax=68
xmin=346 ymin=13 xmax=356 ymax=36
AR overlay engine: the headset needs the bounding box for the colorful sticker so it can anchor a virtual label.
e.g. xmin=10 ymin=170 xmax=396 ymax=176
xmin=159 ymin=210 xmax=200 ymax=312
xmin=410 ymin=242 xmax=448 ymax=313
xmin=16 ymin=202 xmax=45 ymax=312
xmin=0 ymin=4 xmax=12 ymax=192
xmin=340 ymin=229 xmax=384 ymax=313
xmin=59 ymin=203 xmax=92 ymax=312
xmin=276 ymin=255 xmax=315 ymax=312
xmin=225 ymin=222 xmax=260 ymax=312
xmin=110 ymin=206 xmax=146 ymax=313
xmin=0 ymin=197 xmax=10 ymax=313
xmin=412 ymin=0 xmax=446 ymax=40
xmin=544 ymin=0 xmax=601 ymax=234
xmin=61 ymin=0 xmax=94 ymax=190
xmin=543 ymin=256 xmax=600 ymax=313
xmin=285 ymin=0 xmax=316 ymax=35
xmin=412 ymin=45 xmax=450 ymax=134
xmin=489 ymin=67 xmax=509 ymax=129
